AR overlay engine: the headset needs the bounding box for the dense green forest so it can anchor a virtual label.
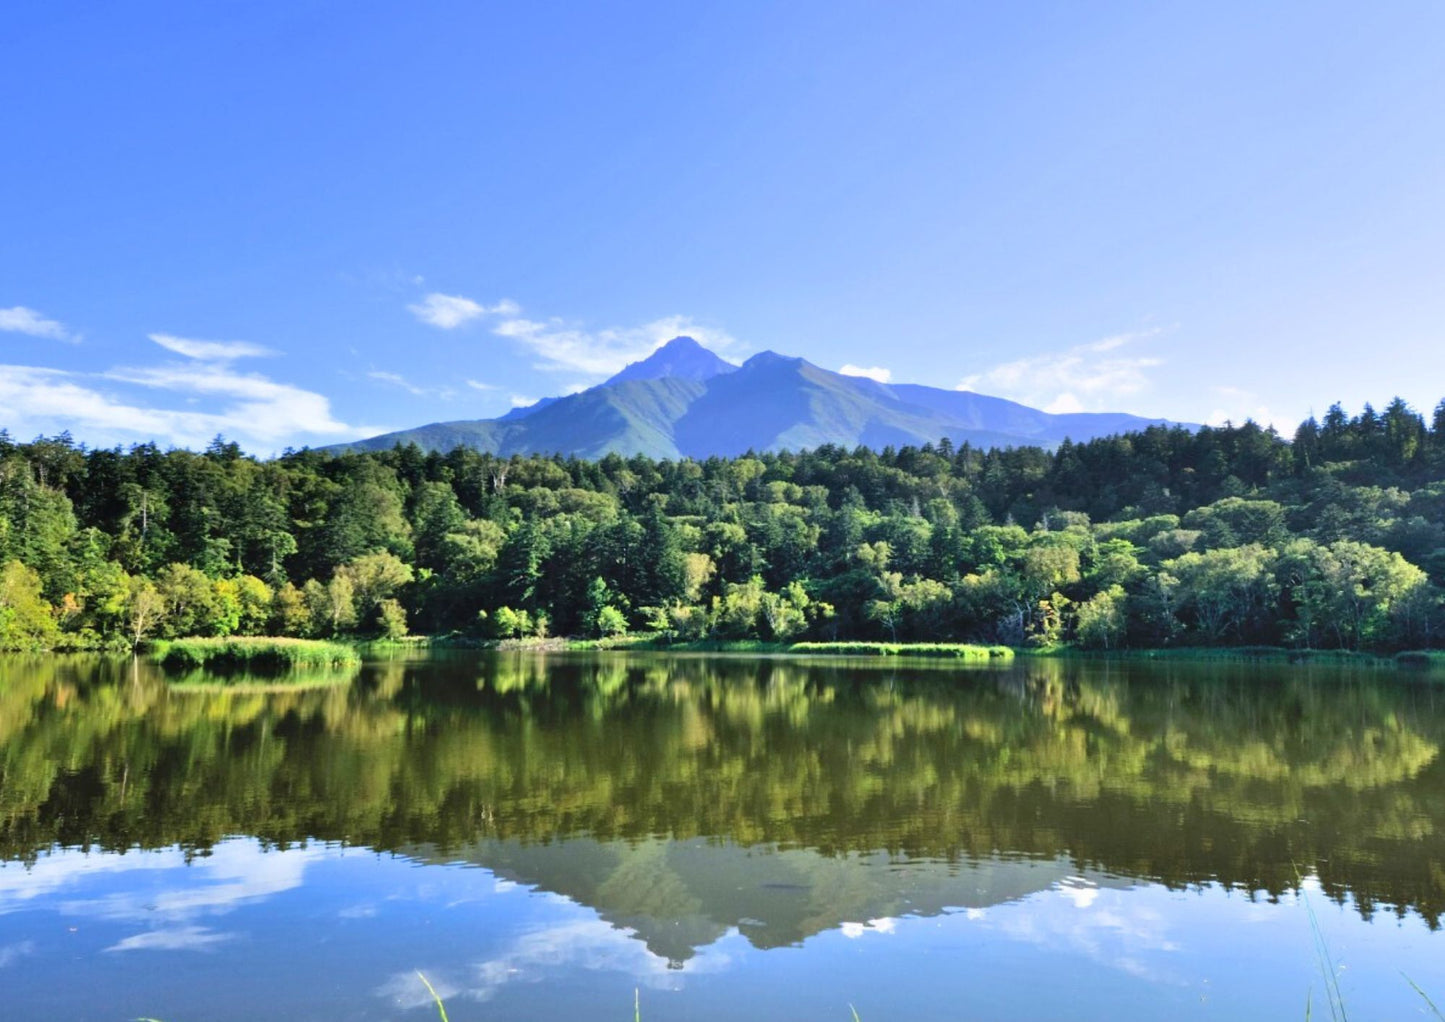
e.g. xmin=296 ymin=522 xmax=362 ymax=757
xmin=2 ymin=397 xmax=1445 ymax=652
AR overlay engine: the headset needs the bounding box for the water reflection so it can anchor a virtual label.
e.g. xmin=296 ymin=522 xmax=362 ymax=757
xmin=2 ymin=652 xmax=1445 ymax=1019
xmin=3 ymin=652 xmax=1442 ymax=926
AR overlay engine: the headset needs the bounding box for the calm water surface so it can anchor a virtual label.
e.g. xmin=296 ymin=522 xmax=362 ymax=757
xmin=1 ymin=651 xmax=1443 ymax=1020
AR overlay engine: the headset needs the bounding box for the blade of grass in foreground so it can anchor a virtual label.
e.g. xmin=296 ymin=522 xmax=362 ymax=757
xmin=416 ymin=971 xmax=450 ymax=1022
xmin=1405 ymin=975 xmax=1445 ymax=1021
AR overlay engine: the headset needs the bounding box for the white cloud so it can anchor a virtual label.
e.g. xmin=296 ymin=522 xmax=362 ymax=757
xmin=839 ymin=364 xmax=892 ymax=383
xmin=106 ymin=926 xmax=233 ymax=953
xmin=148 ymin=333 xmax=273 ymax=361
xmin=104 ymin=362 xmax=372 ymax=443
xmin=979 ymin=882 xmax=1186 ymax=986
xmin=0 ymin=358 xmax=379 ymax=452
xmin=0 ymin=321 xmax=382 ymax=451
xmin=466 ymin=379 xmax=498 ymax=392
xmin=840 ymin=917 xmax=898 ymax=938
xmin=380 ymin=916 xmax=734 ymax=1010
xmin=0 ymin=306 xmax=78 ymax=342
xmin=408 ymin=294 xmax=741 ymax=377
xmin=2 ymin=839 xmax=343 ymax=957
xmin=509 ymin=394 xmax=538 ymax=408
xmin=493 ymin=312 xmax=739 ymax=377
xmin=369 ymin=371 xmax=429 ymax=396
xmin=409 ymin=293 xmax=519 ymax=329
xmin=0 ymin=941 xmax=34 ymax=968
xmin=1206 ymin=386 xmax=1279 ymax=429
xmin=957 ymin=329 xmax=1165 ymax=413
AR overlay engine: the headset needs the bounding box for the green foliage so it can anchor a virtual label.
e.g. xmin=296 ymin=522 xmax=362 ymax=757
xmin=595 ymin=605 xmax=628 ymax=637
xmin=788 ymin=641 xmax=1012 ymax=659
xmin=0 ymin=560 xmax=58 ymax=650
xmin=155 ymin=637 xmax=361 ymax=673
xmin=0 ymin=398 xmax=1444 ymax=650
xmin=376 ymin=598 xmax=409 ymax=640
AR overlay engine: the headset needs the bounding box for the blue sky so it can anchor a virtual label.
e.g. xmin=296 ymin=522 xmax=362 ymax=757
xmin=3 ymin=1 xmax=1443 ymax=452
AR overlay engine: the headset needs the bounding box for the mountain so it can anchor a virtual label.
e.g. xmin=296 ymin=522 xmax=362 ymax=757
xmin=605 ymin=333 xmax=737 ymax=384
xmin=333 ymin=337 xmax=1186 ymax=457
xmin=403 ymin=835 xmax=1129 ymax=966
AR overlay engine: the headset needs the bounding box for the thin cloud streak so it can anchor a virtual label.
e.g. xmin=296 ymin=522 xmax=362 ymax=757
xmin=0 ymin=306 xmax=78 ymax=343
xmin=408 ymin=293 xmax=741 ymax=377
xmin=408 ymin=293 xmax=520 ymax=329
xmin=149 ymin=333 xmax=274 ymax=361
xmin=957 ymin=329 xmax=1166 ymax=414
xmin=369 ymin=370 xmax=429 ymax=396
xmin=0 ymin=324 xmax=381 ymax=450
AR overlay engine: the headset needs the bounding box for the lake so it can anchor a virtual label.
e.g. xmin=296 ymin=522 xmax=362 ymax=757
xmin=1 ymin=651 xmax=1443 ymax=1020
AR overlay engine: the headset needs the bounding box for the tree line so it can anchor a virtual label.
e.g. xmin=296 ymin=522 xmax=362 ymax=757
xmin=2 ymin=396 xmax=1445 ymax=651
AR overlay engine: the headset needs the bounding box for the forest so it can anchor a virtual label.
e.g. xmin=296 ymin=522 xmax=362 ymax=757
xmin=1 ymin=397 xmax=1444 ymax=652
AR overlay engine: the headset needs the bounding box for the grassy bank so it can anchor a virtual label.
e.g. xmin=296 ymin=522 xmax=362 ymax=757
xmin=555 ymin=637 xmax=1014 ymax=659
xmin=151 ymin=637 xmax=361 ymax=673
xmin=416 ymin=633 xmax=1445 ymax=669
xmin=788 ymin=641 xmax=1014 ymax=659
xmin=1027 ymin=645 xmax=1445 ymax=669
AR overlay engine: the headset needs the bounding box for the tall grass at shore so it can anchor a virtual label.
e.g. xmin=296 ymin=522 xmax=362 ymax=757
xmin=788 ymin=641 xmax=1013 ymax=659
xmin=151 ymin=637 xmax=361 ymax=673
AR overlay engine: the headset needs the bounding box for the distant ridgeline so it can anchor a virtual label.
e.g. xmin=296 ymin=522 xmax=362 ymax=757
xmin=0 ymin=394 xmax=1444 ymax=651
xmin=328 ymin=336 xmax=1186 ymax=458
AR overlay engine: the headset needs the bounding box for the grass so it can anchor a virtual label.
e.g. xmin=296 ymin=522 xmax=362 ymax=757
xmin=151 ymin=637 xmax=361 ymax=674
xmin=562 ymin=637 xmax=1014 ymax=659
xmin=1295 ymin=870 xmax=1445 ymax=1021
xmin=378 ymin=632 xmax=1445 ymax=673
xmin=1035 ymin=645 xmax=1405 ymax=666
xmin=1300 ymin=875 xmax=1349 ymax=1022
xmin=417 ymin=971 xmax=450 ymax=1022
xmin=787 ymin=641 xmax=1013 ymax=660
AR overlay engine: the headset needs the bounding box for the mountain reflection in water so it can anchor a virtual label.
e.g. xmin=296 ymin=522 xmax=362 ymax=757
xmin=0 ymin=651 xmax=1443 ymax=1020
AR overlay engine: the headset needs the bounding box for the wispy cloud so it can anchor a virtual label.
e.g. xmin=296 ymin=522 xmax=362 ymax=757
xmin=106 ymin=926 xmax=233 ymax=954
xmin=0 ymin=941 xmax=35 ymax=968
xmin=409 ymin=293 xmax=519 ymax=329
xmin=0 ymin=306 xmax=78 ymax=343
xmin=379 ymin=916 xmax=733 ymax=1011
xmin=368 ymin=370 xmax=429 ymax=396
xmin=1206 ymin=385 xmax=1278 ymax=429
xmin=494 ymin=312 xmax=739 ymax=376
xmin=0 ymin=329 xmax=379 ymax=451
xmin=957 ymin=329 xmax=1166 ymax=414
xmin=839 ymin=364 xmax=892 ymax=384
xmin=408 ymin=294 xmax=740 ymax=377
xmin=1 ymin=839 xmax=339 ymax=957
xmin=148 ymin=333 xmax=273 ymax=361
xmin=466 ymin=379 xmax=498 ymax=392
xmin=509 ymin=394 xmax=538 ymax=408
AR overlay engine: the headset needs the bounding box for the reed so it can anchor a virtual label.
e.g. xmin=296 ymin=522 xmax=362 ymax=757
xmin=152 ymin=637 xmax=361 ymax=673
xmin=788 ymin=641 xmax=1012 ymax=660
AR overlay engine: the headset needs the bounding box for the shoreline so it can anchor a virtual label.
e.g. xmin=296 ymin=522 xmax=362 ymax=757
xmin=359 ymin=635 xmax=1445 ymax=670
xmin=6 ymin=635 xmax=1441 ymax=673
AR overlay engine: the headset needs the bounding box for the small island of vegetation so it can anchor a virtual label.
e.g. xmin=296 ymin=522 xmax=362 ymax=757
xmin=1 ymin=397 xmax=1444 ymax=660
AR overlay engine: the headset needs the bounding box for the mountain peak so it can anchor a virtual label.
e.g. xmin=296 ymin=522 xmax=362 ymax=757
xmin=607 ymin=336 xmax=738 ymax=384
xmin=741 ymin=350 xmax=804 ymax=369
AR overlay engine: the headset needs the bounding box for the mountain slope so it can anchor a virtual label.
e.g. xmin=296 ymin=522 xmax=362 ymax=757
xmin=335 ymin=337 xmax=1186 ymax=457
